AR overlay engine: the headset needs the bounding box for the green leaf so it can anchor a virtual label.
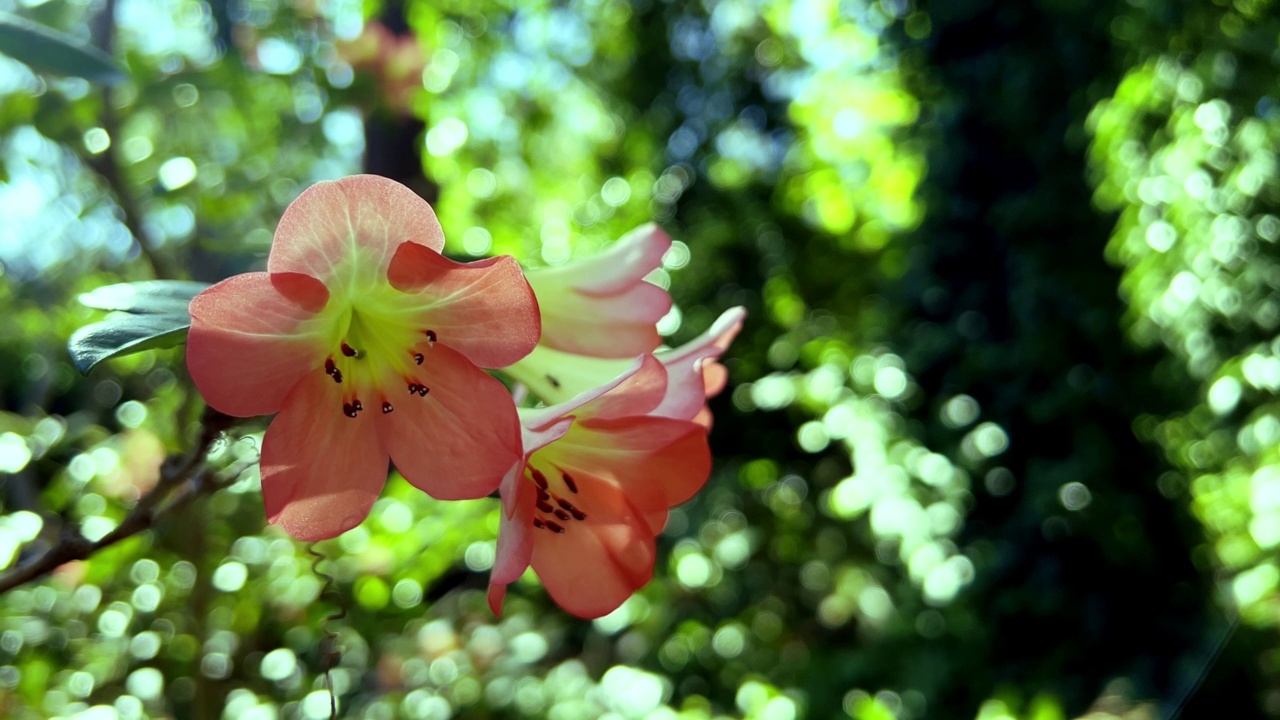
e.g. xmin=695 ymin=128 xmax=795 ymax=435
xmin=78 ymin=280 xmax=210 ymax=315
xmin=68 ymin=313 xmax=191 ymax=374
xmin=0 ymin=12 xmax=125 ymax=85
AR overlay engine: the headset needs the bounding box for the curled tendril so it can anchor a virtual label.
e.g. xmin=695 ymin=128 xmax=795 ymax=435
xmin=307 ymin=543 xmax=346 ymax=720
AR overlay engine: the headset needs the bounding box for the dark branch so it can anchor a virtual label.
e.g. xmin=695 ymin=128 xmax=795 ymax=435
xmin=0 ymin=408 xmax=240 ymax=594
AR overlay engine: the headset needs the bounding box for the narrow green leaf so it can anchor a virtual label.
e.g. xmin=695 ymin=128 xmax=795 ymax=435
xmin=0 ymin=12 xmax=125 ymax=85
xmin=68 ymin=314 xmax=190 ymax=374
xmin=78 ymin=280 xmax=210 ymax=315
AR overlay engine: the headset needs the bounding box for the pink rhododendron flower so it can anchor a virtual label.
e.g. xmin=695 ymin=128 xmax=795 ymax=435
xmin=187 ymin=175 xmax=540 ymax=540
xmin=509 ymin=306 xmax=746 ymax=425
xmin=487 ymin=357 xmax=712 ymax=618
xmin=522 ymin=223 xmax=672 ymax=358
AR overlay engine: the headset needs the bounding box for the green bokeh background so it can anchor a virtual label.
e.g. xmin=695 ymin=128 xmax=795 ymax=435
xmin=0 ymin=0 xmax=1275 ymax=718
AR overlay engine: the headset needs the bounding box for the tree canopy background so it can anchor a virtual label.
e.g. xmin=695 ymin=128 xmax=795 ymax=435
xmin=0 ymin=0 xmax=1276 ymax=718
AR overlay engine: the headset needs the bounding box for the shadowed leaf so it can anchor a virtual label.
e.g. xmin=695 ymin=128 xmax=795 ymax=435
xmin=0 ymin=12 xmax=125 ymax=85
xmin=69 ymin=314 xmax=190 ymax=374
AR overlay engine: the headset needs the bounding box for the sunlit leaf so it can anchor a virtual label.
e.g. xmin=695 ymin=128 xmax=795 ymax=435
xmin=0 ymin=12 xmax=125 ymax=85
xmin=78 ymin=280 xmax=209 ymax=315
xmin=68 ymin=314 xmax=190 ymax=374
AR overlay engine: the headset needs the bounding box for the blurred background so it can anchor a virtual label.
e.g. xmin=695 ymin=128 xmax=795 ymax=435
xmin=0 ymin=0 xmax=1275 ymax=718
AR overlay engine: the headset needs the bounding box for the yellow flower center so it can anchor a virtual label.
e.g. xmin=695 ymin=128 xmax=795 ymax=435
xmin=308 ymin=255 xmax=438 ymax=419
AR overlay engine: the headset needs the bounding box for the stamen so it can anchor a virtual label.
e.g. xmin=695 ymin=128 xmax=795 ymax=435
xmin=562 ymin=472 xmax=578 ymax=494
xmin=342 ymin=402 xmax=358 ymax=418
xmin=325 ymin=358 xmax=342 ymax=383
xmin=544 ymin=520 xmax=566 ymax=534
xmin=536 ymin=488 xmax=550 ymax=502
xmin=413 ymin=352 xmax=424 ymax=365
xmin=556 ymin=498 xmax=577 ymax=512
xmin=531 ymin=469 xmax=548 ymax=489
xmin=352 ymin=399 xmax=363 ymax=412
xmin=425 ymin=329 xmax=437 ymax=345
xmin=536 ymin=499 xmax=554 ymax=514
xmin=341 ymin=342 xmax=358 ymax=357
xmin=533 ymin=518 xmax=546 ymax=529
xmin=382 ymin=402 xmax=394 ymax=414
xmin=568 ymin=507 xmax=587 ymax=521
xmin=553 ymin=509 xmax=571 ymax=522
xmin=408 ymin=382 xmax=420 ymax=394
xmin=417 ymin=385 xmax=430 ymax=397
xmin=546 ymin=374 xmax=561 ymax=389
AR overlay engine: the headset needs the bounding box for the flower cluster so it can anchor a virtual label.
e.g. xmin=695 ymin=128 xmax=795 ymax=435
xmin=187 ymin=175 xmax=743 ymax=617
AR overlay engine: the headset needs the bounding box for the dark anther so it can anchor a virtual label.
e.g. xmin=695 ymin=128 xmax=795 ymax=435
xmin=533 ymin=518 xmax=545 ymax=529
xmin=425 ymin=329 xmax=437 ymax=344
xmin=562 ymin=472 xmax=578 ymax=494
xmin=342 ymin=403 xmax=358 ymax=418
xmin=544 ymin=520 xmax=566 ymax=534
xmin=569 ymin=507 xmax=587 ymax=521
xmin=553 ymin=509 xmax=571 ymax=522
xmin=352 ymin=399 xmax=363 ymax=412
xmin=536 ymin=488 xmax=550 ymax=502
xmin=341 ymin=342 xmax=358 ymax=357
xmin=556 ymin=498 xmax=578 ymax=513
xmin=413 ymin=352 xmax=424 ymax=365
xmin=417 ymin=385 xmax=430 ymax=397
xmin=382 ymin=402 xmax=394 ymax=414
xmin=546 ymin=374 xmax=561 ymax=389
xmin=536 ymin=500 xmax=554 ymax=514
xmin=531 ymin=469 xmax=549 ymax=489
xmin=331 ymin=370 xmax=342 ymax=383
xmin=325 ymin=358 xmax=343 ymax=383
xmin=408 ymin=382 xmax=420 ymax=394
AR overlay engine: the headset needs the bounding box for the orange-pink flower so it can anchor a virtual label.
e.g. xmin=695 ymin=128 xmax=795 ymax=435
xmin=186 ymin=175 xmax=540 ymax=540
xmin=488 ymin=357 xmax=712 ymax=618
xmin=521 ymin=224 xmax=672 ymax=359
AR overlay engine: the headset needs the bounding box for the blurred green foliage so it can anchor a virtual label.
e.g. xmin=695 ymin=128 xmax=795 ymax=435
xmin=0 ymin=0 xmax=1274 ymax=718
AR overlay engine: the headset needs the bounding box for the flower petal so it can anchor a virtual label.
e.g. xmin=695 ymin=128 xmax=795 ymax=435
xmin=506 ymin=417 xmax=573 ymax=518
xmin=376 ymin=344 xmax=521 ymax=500
xmin=501 ymin=345 xmax=627 ymax=406
xmin=492 ymin=480 xmax=535 ymax=585
xmin=653 ymin=306 xmax=746 ymax=421
xmin=187 ymin=272 xmax=328 ymax=417
xmin=268 ymin=175 xmax=445 ymax=281
xmin=527 ymin=224 xmax=670 ymax=295
xmin=557 ymin=415 xmax=712 ymax=516
xmin=260 ymin=369 xmax=388 ymax=541
xmin=518 ymin=355 xmax=664 ymax=433
xmin=386 ymin=243 xmax=540 ymax=368
xmin=487 ymin=583 xmax=508 ymax=616
xmin=531 ymin=475 xmax=656 ymax=618
xmin=537 ymin=281 xmax=671 ymax=358
xmin=527 ymin=225 xmax=672 ymax=359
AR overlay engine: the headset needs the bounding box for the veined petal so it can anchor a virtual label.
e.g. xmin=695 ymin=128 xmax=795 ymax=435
xmin=268 ymin=175 xmax=445 ymax=282
xmin=502 ymin=344 xmax=633 ymax=405
xmin=492 ymin=480 xmax=536 ymax=585
xmin=536 ymin=281 xmax=671 ymax=358
xmin=260 ymin=369 xmax=388 ymax=541
xmin=530 ymin=475 xmax=656 ymax=619
xmin=652 ymin=306 xmax=746 ymax=421
xmin=386 ymin=243 xmax=540 ymax=368
xmin=518 ymin=356 xmax=664 ymax=433
xmin=526 ymin=224 xmax=671 ymax=295
xmin=376 ymin=344 xmax=520 ymax=500
xmin=527 ymin=225 xmax=672 ymax=359
xmin=187 ymin=272 xmax=329 ymax=417
xmin=555 ymin=415 xmax=711 ymax=516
